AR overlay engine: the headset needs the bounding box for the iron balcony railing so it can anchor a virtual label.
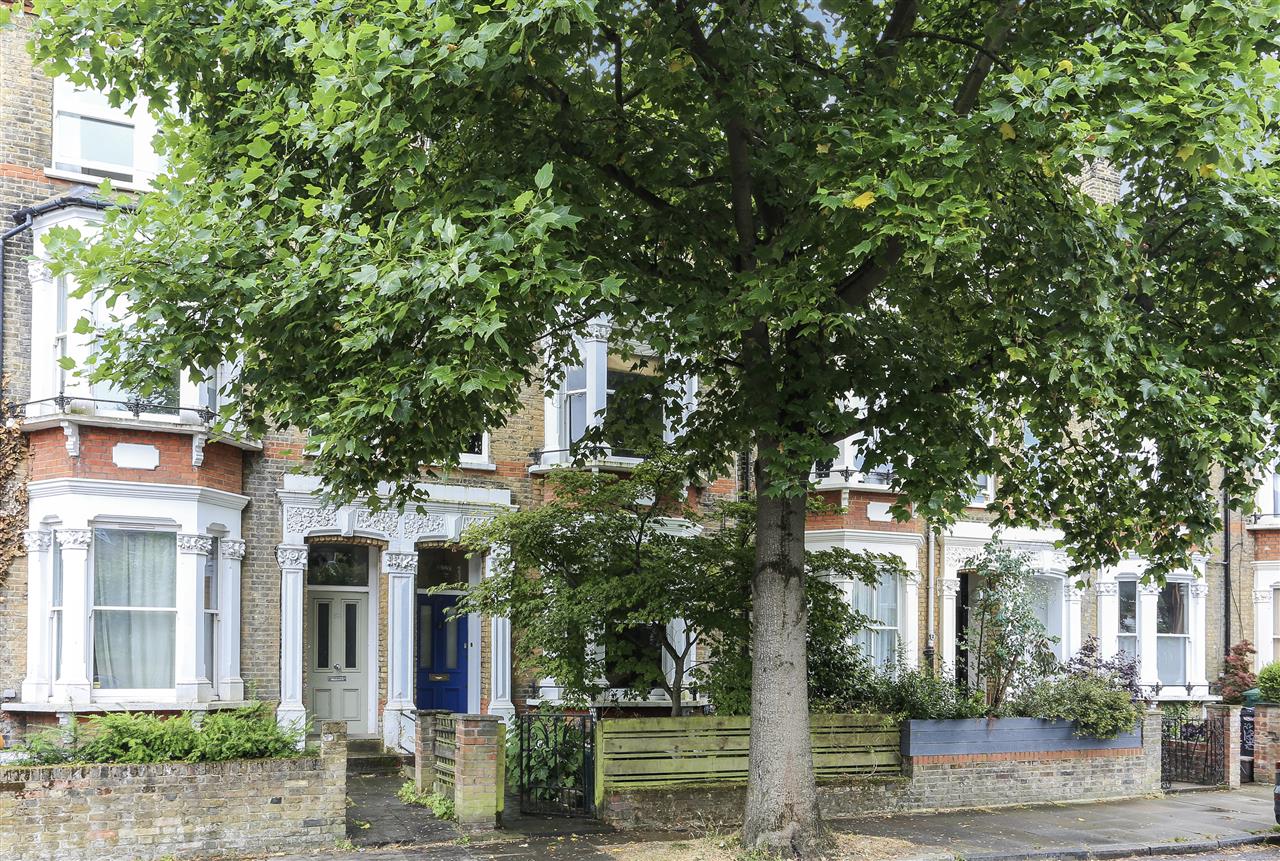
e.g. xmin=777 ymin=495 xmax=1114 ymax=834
xmin=22 ymin=393 xmax=217 ymax=424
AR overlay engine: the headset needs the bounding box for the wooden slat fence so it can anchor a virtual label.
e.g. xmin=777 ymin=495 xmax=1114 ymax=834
xmin=596 ymin=714 xmax=900 ymax=791
xmin=433 ymin=714 xmax=457 ymax=798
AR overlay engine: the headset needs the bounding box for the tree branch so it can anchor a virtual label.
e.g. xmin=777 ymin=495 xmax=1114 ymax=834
xmin=875 ymin=0 xmax=920 ymax=63
xmin=835 ymin=0 xmax=1029 ymax=309
xmin=952 ymin=0 xmax=1027 ymax=116
xmin=902 ymin=29 xmax=1013 ymax=73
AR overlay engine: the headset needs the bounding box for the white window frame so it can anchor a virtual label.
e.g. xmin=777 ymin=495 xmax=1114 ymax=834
xmin=848 ymin=572 xmax=902 ymax=668
xmin=49 ymin=534 xmax=64 ymax=684
xmin=1030 ymin=572 xmax=1066 ymax=661
xmin=542 ymin=321 xmax=693 ymax=467
xmin=1117 ymin=578 xmax=1139 ymax=659
xmin=1116 ymin=575 xmax=1194 ymax=690
xmin=49 ymin=78 xmax=159 ymax=189
xmin=1155 ymin=581 xmax=1191 ymax=688
xmin=89 ymin=524 xmax=180 ymax=700
xmin=53 ymin=275 xmax=69 ymax=396
xmin=202 ymin=536 xmax=221 ymax=692
xmin=460 ymin=431 xmax=492 ymax=467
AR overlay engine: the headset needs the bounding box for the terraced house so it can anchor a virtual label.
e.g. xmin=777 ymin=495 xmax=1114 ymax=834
xmin=0 ymin=8 xmax=1274 ymax=759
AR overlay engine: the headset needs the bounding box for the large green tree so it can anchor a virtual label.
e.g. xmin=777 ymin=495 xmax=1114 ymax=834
xmin=29 ymin=0 xmax=1280 ymax=852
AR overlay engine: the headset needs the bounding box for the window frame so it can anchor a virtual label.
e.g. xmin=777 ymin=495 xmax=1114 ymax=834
xmin=847 ymin=573 xmax=901 ymax=668
xmin=202 ymin=536 xmax=221 ymax=691
xmin=1155 ymin=581 xmax=1191 ymax=687
xmin=49 ymin=532 xmax=64 ymax=684
xmin=49 ymin=78 xmax=159 ymax=189
xmin=88 ymin=526 xmax=180 ymax=698
xmin=459 ymin=431 xmax=492 ymax=466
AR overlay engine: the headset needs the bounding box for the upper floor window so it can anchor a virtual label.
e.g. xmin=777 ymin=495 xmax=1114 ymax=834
xmin=53 ymin=275 xmax=69 ymax=395
xmin=460 ymin=432 xmax=490 ymax=465
xmin=51 ymin=79 xmax=158 ymax=186
xmin=544 ymin=323 xmax=690 ymax=465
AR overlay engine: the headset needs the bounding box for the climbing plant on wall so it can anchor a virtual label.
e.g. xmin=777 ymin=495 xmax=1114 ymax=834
xmin=0 ymin=388 xmax=28 ymax=592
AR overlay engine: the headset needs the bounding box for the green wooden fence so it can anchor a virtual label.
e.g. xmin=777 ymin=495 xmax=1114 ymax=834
xmin=595 ymin=713 xmax=901 ymax=797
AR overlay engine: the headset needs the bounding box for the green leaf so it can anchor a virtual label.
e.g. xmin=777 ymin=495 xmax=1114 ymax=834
xmin=534 ymin=162 xmax=554 ymax=190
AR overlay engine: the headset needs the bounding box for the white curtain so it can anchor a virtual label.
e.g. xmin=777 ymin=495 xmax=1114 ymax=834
xmin=93 ymin=529 xmax=176 ymax=689
xmin=850 ymin=574 xmax=899 ymax=666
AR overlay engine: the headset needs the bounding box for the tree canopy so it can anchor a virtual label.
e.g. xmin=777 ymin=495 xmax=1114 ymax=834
xmin=32 ymin=0 xmax=1280 ymax=572
xmin=28 ymin=0 xmax=1280 ymax=851
xmin=458 ymin=455 xmax=889 ymax=715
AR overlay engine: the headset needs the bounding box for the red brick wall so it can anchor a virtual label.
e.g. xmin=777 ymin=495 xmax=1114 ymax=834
xmin=1254 ymin=529 xmax=1280 ymax=562
xmin=27 ymin=426 xmax=243 ymax=494
xmin=806 ymin=489 xmax=918 ymax=532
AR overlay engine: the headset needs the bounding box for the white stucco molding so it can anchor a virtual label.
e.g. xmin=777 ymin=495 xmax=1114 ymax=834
xmin=28 ymin=478 xmax=250 ymax=511
xmin=277 ymin=473 xmax=513 ymax=550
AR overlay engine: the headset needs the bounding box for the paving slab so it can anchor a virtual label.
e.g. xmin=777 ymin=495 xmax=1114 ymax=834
xmin=347 ymin=773 xmax=460 ymax=847
xmin=832 ymin=784 xmax=1278 ymax=860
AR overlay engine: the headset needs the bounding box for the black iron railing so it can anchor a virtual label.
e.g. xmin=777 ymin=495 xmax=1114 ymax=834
xmin=23 ymin=394 xmax=216 ymax=424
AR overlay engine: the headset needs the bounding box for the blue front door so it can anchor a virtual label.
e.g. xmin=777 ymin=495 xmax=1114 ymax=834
xmin=415 ymin=594 xmax=468 ymax=712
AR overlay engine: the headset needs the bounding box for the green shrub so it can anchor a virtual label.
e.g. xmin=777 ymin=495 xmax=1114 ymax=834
xmin=10 ymin=704 xmax=303 ymax=766
xmin=1258 ymin=661 xmax=1280 ymax=703
xmin=853 ymin=662 xmax=986 ymax=720
xmin=397 ymin=780 xmax=455 ymax=820
xmin=1012 ymin=673 xmax=1141 ymax=739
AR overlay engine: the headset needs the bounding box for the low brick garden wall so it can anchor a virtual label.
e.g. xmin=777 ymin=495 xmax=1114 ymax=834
xmin=0 ymin=721 xmax=348 ymax=861
xmin=597 ymin=711 xmax=1164 ymax=830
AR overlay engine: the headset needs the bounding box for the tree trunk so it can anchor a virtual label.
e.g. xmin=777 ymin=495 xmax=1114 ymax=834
xmin=742 ymin=459 xmax=821 ymax=857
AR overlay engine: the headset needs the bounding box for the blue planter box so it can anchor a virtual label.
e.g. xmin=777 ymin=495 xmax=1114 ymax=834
xmin=901 ymin=717 xmax=1141 ymax=757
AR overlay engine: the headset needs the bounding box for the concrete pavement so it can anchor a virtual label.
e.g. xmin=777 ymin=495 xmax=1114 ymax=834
xmin=292 ymin=782 xmax=1280 ymax=861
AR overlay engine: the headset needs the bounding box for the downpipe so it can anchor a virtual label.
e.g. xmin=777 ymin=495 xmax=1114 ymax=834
xmin=0 ymin=213 xmax=35 ymax=392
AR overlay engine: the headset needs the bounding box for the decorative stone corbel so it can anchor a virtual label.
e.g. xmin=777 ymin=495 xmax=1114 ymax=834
xmin=192 ymin=432 xmax=208 ymax=467
xmin=60 ymin=421 xmax=80 ymax=458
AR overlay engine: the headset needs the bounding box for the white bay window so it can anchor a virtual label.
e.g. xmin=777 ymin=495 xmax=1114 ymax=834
xmin=1101 ymin=563 xmax=1208 ymax=698
xmin=18 ymin=482 xmax=247 ymax=708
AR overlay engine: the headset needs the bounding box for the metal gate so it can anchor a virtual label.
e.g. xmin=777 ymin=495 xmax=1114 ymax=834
xmin=1241 ymin=707 xmax=1255 ymax=783
xmin=515 ymin=712 xmax=596 ymax=817
xmin=1162 ymin=715 xmax=1226 ymax=788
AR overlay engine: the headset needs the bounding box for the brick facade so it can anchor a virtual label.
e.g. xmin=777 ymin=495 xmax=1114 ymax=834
xmin=0 ymin=721 xmax=348 ymax=861
xmin=26 ymin=426 xmax=242 ymax=492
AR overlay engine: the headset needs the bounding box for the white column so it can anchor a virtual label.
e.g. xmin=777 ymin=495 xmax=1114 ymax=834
xmin=940 ymin=578 xmax=960 ymax=670
xmin=1255 ymin=588 xmax=1275 ymax=671
xmin=1189 ymin=582 xmax=1210 ymax=696
xmin=901 ymin=574 xmax=920 ymax=669
xmin=218 ymin=539 xmax=246 ymax=701
xmin=1096 ymin=580 xmax=1119 ymax=660
xmin=584 ymin=321 xmax=609 ymax=433
xmin=276 ymin=544 xmax=308 ymax=731
xmin=54 ymin=528 xmax=92 ymax=705
xmin=176 ymin=534 xmax=213 ymax=702
xmin=1064 ymin=583 xmax=1083 ymax=659
xmin=1138 ymin=582 xmax=1161 ymax=691
xmin=21 ymin=530 xmax=53 ymax=703
xmin=486 ymin=550 xmax=515 ymax=720
xmin=382 ymin=550 xmax=417 ymax=748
